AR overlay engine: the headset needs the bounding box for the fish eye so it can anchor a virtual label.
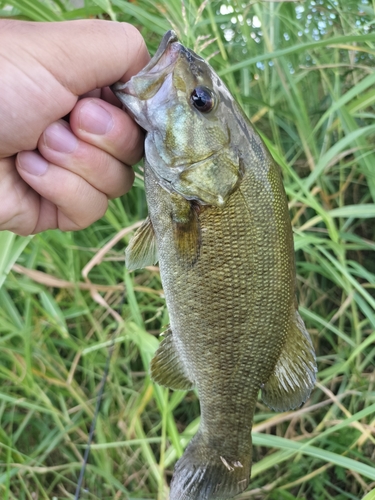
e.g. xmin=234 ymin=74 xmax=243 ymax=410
xmin=190 ymin=86 xmax=215 ymax=113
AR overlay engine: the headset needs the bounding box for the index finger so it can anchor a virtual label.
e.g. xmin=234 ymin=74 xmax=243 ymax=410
xmin=5 ymin=19 xmax=150 ymax=94
xmin=0 ymin=20 xmax=150 ymax=156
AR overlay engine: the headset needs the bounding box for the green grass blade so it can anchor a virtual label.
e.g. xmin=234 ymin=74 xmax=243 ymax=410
xmin=5 ymin=0 xmax=63 ymax=20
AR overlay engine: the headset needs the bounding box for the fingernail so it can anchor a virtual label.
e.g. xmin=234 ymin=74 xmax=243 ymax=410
xmin=79 ymin=100 xmax=114 ymax=135
xmin=44 ymin=122 xmax=78 ymax=153
xmin=18 ymin=151 xmax=48 ymax=176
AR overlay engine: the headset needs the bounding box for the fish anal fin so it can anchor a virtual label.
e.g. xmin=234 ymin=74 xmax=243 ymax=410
xmin=150 ymin=327 xmax=194 ymax=391
xmin=125 ymin=216 xmax=158 ymax=271
xmin=261 ymin=310 xmax=317 ymax=412
xmin=170 ymin=194 xmax=201 ymax=267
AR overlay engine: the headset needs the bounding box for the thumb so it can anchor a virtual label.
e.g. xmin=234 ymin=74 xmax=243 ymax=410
xmin=0 ymin=20 xmax=150 ymax=156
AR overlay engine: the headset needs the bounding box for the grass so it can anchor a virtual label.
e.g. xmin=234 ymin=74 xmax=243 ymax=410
xmin=1 ymin=0 xmax=375 ymax=498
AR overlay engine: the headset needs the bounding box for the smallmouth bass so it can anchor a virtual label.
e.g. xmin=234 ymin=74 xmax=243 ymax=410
xmin=112 ymin=31 xmax=317 ymax=500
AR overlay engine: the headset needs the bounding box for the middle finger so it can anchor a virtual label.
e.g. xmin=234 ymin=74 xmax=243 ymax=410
xmin=38 ymin=119 xmax=135 ymax=199
xmin=70 ymin=97 xmax=144 ymax=166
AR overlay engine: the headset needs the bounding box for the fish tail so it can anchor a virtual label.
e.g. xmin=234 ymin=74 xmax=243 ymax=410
xmin=169 ymin=431 xmax=251 ymax=500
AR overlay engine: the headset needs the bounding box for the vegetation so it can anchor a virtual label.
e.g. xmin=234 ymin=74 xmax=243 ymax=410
xmin=0 ymin=0 xmax=375 ymax=498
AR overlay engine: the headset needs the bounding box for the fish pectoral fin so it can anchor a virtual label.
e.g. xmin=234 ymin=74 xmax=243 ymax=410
xmin=150 ymin=327 xmax=194 ymax=391
xmin=125 ymin=216 xmax=158 ymax=271
xmin=170 ymin=194 xmax=201 ymax=267
xmin=261 ymin=310 xmax=317 ymax=412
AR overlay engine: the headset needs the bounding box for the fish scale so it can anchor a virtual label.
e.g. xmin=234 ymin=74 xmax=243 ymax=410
xmin=146 ymin=164 xmax=290 ymax=470
xmin=112 ymin=30 xmax=317 ymax=500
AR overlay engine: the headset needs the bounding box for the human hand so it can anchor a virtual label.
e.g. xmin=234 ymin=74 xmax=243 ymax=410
xmin=0 ymin=19 xmax=150 ymax=235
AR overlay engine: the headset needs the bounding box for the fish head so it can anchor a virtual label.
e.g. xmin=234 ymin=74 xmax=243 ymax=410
xmin=112 ymin=30 xmax=242 ymax=206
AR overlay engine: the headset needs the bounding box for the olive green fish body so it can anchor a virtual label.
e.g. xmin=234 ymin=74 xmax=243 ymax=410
xmin=112 ymin=31 xmax=317 ymax=500
xmin=145 ymin=146 xmax=293 ymax=499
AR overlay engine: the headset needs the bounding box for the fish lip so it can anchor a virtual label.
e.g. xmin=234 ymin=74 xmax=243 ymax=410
xmin=111 ymin=30 xmax=180 ymax=99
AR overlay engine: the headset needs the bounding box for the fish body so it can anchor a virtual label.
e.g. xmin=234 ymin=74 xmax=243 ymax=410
xmin=112 ymin=31 xmax=317 ymax=500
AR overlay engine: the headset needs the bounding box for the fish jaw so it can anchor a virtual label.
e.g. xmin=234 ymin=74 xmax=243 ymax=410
xmin=111 ymin=30 xmax=181 ymax=131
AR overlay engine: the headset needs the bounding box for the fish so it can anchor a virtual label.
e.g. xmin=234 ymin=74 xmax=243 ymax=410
xmin=112 ymin=30 xmax=317 ymax=500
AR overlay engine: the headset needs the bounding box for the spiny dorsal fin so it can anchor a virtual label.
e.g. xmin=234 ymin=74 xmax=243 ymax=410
xmin=150 ymin=327 xmax=194 ymax=391
xmin=170 ymin=194 xmax=201 ymax=267
xmin=261 ymin=310 xmax=317 ymax=412
xmin=125 ymin=216 xmax=158 ymax=271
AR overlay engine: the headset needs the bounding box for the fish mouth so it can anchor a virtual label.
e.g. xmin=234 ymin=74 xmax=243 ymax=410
xmin=111 ymin=30 xmax=181 ymax=105
xmin=134 ymin=30 xmax=179 ymax=78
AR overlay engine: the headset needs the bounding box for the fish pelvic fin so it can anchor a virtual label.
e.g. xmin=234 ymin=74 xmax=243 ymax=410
xmin=261 ymin=310 xmax=317 ymax=412
xmin=170 ymin=194 xmax=201 ymax=268
xmin=170 ymin=431 xmax=251 ymax=500
xmin=150 ymin=327 xmax=194 ymax=390
xmin=125 ymin=216 xmax=158 ymax=271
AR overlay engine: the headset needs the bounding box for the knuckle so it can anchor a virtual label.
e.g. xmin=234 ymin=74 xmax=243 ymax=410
xmin=0 ymin=159 xmax=37 ymax=234
xmin=65 ymin=179 xmax=108 ymax=230
xmin=121 ymin=23 xmax=145 ymax=51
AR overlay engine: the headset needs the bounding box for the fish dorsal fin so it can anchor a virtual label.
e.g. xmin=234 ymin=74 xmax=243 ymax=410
xmin=170 ymin=194 xmax=201 ymax=267
xmin=261 ymin=310 xmax=317 ymax=412
xmin=150 ymin=327 xmax=194 ymax=391
xmin=125 ymin=216 xmax=158 ymax=271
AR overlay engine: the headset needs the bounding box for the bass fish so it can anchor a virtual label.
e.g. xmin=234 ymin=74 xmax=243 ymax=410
xmin=112 ymin=30 xmax=317 ymax=500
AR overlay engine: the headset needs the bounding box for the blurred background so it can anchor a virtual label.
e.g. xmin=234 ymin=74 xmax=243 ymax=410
xmin=0 ymin=0 xmax=374 ymax=499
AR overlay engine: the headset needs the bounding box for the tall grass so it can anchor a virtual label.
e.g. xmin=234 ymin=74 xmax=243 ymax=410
xmin=0 ymin=0 xmax=375 ymax=498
